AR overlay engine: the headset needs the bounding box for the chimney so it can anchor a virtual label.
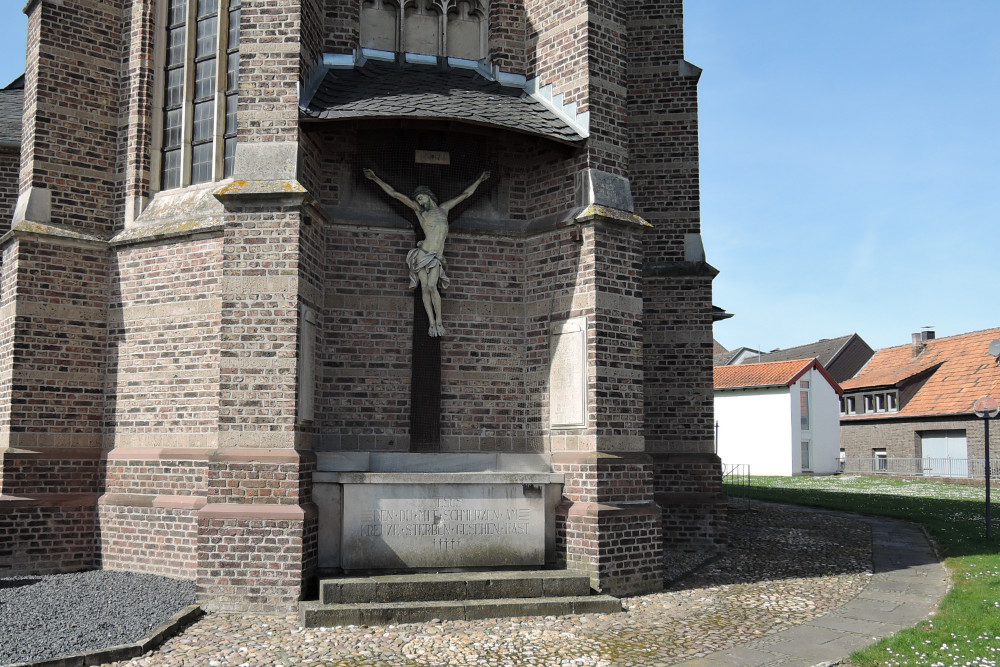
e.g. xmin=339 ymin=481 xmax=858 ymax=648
xmin=911 ymin=330 xmax=935 ymax=357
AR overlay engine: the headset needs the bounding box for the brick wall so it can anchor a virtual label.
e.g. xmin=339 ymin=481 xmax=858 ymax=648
xmin=651 ymin=452 xmax=727 ymax=551
xmin=524 ymin=0 xmax=588 ymax=109
xmin=319 ymin=225 xmax=413 ymax=451
xmin=642 ymin=275 xmax=716 ymax=454
xmin=2 ymin=236 xmax=108 ymax=443
xmin=0 ymin=499 xmax=98 ymax=575
xmin=99 ymin=502 xmax=199 ymax=579
xmin=842 ymin=416 xmax=989 ymax=460
xmin=109 ymin=238 xmax=223 ymax=435
xmin=21 ymin=0 xmax=122 ymax=233
xmin=490 ymin=0 xmax=526 ymax=75
xmin=626 ymin=0 xmax=700 ymax=262
xmin=240 ymin=0 xmax=302 ymax=143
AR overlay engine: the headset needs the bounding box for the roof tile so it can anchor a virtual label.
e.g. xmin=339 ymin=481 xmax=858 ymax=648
xmin=714 ymin=358 xmax=818 ymax=390
xmin=841 ymin=328 xmax=1000 ymax=418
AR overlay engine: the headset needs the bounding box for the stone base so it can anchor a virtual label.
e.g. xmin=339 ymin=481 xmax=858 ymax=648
xmin=650 ymin=452 xmax=727 ymax=551
xmin=555 ymin=501 xmax=664 ymax=597
xmin=196 ymin=503 xmax=317 ymax=613
xmin=314 ymin=455 xmax=563 ymax=572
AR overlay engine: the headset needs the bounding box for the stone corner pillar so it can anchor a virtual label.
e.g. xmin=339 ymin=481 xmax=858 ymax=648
xmin=194 ymin=180 xmax=319 ymax=613
xmin=548 ymin=207 xmax=664 ymax=598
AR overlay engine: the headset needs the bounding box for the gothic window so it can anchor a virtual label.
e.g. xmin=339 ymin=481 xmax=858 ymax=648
xmin=360 ymin=0 xmax=487 ymax=61
xmin=158 ymin=0 xmax=241 ymax=191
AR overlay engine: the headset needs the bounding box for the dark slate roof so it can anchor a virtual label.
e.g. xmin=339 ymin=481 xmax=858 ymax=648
xmin=0 ymin=75 xmax=24 ymax=146
xmin=757 ymin=334 xmax=856 ymax=367
xmin=302 ymin=59 xmax=586 ymax=145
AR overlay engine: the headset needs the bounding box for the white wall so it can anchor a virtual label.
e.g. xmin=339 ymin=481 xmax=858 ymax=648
xmin=714 ymin=386 xmax=793 ymax=476
xmin=790 ymin=368 xmax=842 ymax=474
xmin=714 ymin=367 xmax=842 ymax=477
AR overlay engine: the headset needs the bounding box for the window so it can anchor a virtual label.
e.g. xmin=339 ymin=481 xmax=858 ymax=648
xmin=361 ymin=0 xmax=488 ymax=61
xmin=873 ymin=448 xmax=888 ymax=472
xmin=850 ymin=391 xmax=901 ymax=414
xmin=801 ymin=440 xmax=811 ymax=471
xmin=800 ymin=381 xmax=810 ymax=430
xmin=840 ymin=396 xmax=857 ymax=416
xmin=158 ymin=0 xmax=241 ymax=191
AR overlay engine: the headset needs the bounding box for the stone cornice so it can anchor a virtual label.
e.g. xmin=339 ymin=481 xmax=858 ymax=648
xmin=0 ymin=219 xmax=108 ymax=249
xmin=213 ymin=179 xmax=314 ymax=205
xmin=643 ymin=260 xmax=720 ymax=279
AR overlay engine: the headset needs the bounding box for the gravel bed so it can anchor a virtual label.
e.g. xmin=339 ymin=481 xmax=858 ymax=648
xmin=0 ymin=570 xmax=195 ymax=666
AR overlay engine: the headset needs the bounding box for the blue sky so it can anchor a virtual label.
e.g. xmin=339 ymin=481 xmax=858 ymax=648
xmin=0 ymin=3 xmax=997 ymax=352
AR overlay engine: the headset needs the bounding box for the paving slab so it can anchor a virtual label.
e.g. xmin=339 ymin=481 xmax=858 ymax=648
xmin=670 ymin=506 xmax=949 ymax=667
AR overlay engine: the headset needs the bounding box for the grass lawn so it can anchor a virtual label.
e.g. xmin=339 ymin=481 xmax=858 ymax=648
xmin=740 ymin=475 xmax=1000 ymax=666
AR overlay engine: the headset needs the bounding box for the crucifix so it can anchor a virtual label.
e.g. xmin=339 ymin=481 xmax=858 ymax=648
xmin=363 ymin=167 xmax=491 ymax=450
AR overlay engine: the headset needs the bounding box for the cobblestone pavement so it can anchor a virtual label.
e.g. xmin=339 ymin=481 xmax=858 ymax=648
xmin=99 ymin=504 xmax=880 ymax=667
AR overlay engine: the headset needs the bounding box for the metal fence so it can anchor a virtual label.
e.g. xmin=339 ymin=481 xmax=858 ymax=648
xmin=841 ymin=457 xmax=1000 ymax=479
xmin=722 ymin=463 xmax=751 ymax=511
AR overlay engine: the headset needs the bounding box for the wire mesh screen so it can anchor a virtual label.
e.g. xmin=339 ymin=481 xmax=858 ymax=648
xmin=358 ymin=128 xmax=497 ymax=234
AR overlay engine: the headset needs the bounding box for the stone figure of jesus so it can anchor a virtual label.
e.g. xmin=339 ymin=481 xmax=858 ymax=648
xmin=363 ymin=168 xmax=491 ymax=337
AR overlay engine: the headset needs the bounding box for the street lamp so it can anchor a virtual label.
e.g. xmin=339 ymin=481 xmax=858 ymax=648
xmin=973 ymin=396 xmax=999 ymax=540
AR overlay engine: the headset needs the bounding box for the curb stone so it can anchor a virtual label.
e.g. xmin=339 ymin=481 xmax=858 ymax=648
xmin=4 ymin=605 xmax=203 ymax=667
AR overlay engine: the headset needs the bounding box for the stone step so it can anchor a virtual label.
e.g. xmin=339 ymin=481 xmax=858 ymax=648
xmin=319 ymin=570 xmax=593 ymax=604
xmin=300 ymin=595 xmax=623 ymax=627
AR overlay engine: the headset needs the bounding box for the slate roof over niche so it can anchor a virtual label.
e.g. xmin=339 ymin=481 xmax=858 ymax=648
xmin=0 ymin=75 xmax=24 ymax=146
xmin=714 ymin=358 xmax=841 ymax=394
xmin=302 ymin=58 xmax=587 ymax=145
xmin=841 ymin=327 xmax=1000 ymax=418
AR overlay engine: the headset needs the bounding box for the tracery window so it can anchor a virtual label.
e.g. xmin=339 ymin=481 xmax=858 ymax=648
xmin=158 ymin=0 xmax=241 ymax=191
xmin=360 ymin=0 xmax=488 ymax=61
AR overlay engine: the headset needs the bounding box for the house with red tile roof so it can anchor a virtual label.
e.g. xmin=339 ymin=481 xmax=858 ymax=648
xmin=840 ymin=328 xmax=1000 ymax=475
xmin=714 ymin=359 xmax=843 ymax=475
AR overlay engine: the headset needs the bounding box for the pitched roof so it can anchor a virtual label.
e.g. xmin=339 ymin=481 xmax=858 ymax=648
xmin=841 ymin=327 xmax=1000 ymax=418
xmin=757 ymin=334 xmax=857 ymax=367
xmin=713 ymin=339 xmax=727 ymax=356
xmin=714 ymin=358 xmax=841 ymax=394
xmin=302 ymin=58 xmax=586 ymax=145
xmin=0 ymin=75 xmax=24 ymax=146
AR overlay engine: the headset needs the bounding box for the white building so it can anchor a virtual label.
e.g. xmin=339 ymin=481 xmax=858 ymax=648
xmin=714 ymin=359 xmax=843 ymax=476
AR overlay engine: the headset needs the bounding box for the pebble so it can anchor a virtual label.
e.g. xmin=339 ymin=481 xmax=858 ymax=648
xmin=96 ymin=505 xmax=872 ymax=666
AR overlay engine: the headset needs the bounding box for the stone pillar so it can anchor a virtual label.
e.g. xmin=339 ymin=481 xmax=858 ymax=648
xmin=626 ymin=0 xmax=727 ymax=558
xmin=550 ymin=217 xmax=664 ymax=597
xmin=0 ymin=0 xmax=123 ymax=575
xmin=189 ymin=0 xmax=319 ymax=612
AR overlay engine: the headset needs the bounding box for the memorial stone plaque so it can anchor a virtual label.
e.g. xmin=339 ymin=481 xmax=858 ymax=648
xmin=341 ymin=481 xmax=546 ymax=570
xmin=549 ymin=317 xmax=587 ymax=428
